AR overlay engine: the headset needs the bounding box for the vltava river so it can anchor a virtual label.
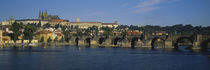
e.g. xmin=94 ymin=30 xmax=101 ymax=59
xmin=0 ymin=46 xmax=209 ymax=70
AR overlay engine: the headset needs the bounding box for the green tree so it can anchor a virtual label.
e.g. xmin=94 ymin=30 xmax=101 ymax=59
xmin=89 ymin=26 xmax=99 ymax=36
xmin=84 ymin=29 xmax=91 ymax=36
xmin=75 ymin=25 xmax=79 ymax=29
xmin=70 ymin=25 xmax=74 ymax=29
xmin=37 ymin=21 xmax=42 ymax=27
xmin=47 ymin=37 xmax=52 ymax=43
xmin=55 ymin=24 xmax=60 ymax=29
xmin=121 ymin=30 xmax=127 ymax=36
xmin=101 ymin=27 xmax=113 ymax=36
xmin=74 ymin=29 xmax=83 ymax=36
xmin=40 ymin=36 xmax=44 ymax=42
xmin=43 ymin=23 xmax=51 ymax=28
xmin=95 ymin=28 xmax=99 ymax=36
xmin=10 ymin=22 xmax=23 ymax=43
xmin=23 ymin=25 xmax=37 ymax=43
xmin=63 ymin=31 xmax=70 ymax=42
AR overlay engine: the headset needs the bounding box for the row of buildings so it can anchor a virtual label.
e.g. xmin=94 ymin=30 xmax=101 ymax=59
xmin=0 ymin=9 xmax=119 ymax=44
xmin=1 ymin=9 xmax=118 ymax=29
xmin=0 ymin=28 xmax=64 ymax=44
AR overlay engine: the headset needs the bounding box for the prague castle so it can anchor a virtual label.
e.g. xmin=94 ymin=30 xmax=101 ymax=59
xmin=39 ymin=9 xmax=60 ymax=21
xmin=1 ymin=9 xmax=118 ymax=29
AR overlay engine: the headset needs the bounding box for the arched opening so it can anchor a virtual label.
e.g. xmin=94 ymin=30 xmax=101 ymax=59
xmin=131 ymin=37 xmax=139 ymax=48
xmin=200 ymin=38 xmax=210 ymax=51
xmin=65 ymin=38 xmax=70 ymax=42
xmin=98 ymin=37 xmax=105 ymax=44
xmin=139 ymin=35 xmax=144 ymax=41
xmin=85 ymin=37 xmax=91 ymax=46
xmin=75 ymin=37 xmax=79 ymax=46
xmin=113 ymin=37 xmax=121 ymax=45
xmin=151 ymin=37 xmax=165 ymax=49
xmin=174 ymin=37 xmax=193 ymax=50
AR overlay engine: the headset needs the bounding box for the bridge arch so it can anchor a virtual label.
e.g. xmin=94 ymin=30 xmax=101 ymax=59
xmin=151 ymin=37 xmax=165 ymax=49
xmin=75 ymin=37 xmax=80 ymax=46
xmin=98 ymin=37 xmax=105 ymax=44
xmin=200 ymin=38 xmax=210 ymax=51
xmin=131 ymin=37 xmax=139 ymax=48
xmin=174 ymin=37 xmax=193 ymax=50
xmin=85 ymin=37 xmax=91 ymax=46
xmin=139 ymin=35 xmax=145 ymax=41
xmin=113 ymin=37 xmax=122 ymax=45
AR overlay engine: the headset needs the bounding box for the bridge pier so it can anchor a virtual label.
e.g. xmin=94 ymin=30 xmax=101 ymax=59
xmin=121 ymin=38 xmax=131 ymax=48
xmin=65 ymin=34 xmax=210 ymax=50
xmin=164 ymin=41 xmax=173 ymax=48
xmin=192 ymin=42 xmax=201 ymax=49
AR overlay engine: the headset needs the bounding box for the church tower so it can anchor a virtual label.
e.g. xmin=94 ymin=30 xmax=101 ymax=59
xmin=44 ymin=9 xmax=48 ymax=20
xmin=77 ymin=18 xmax=80 ymax=22
xmin=42 ymin=12 xmax=44 ymax=20
xmin=39 ymin=10 xmax=42 ymax=20
xmin=114 ymin=21 xmax=118 ymax=25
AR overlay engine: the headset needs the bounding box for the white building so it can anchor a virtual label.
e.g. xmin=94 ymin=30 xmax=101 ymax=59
xmin=16 ymin=19 xmax=49 ymax=26
xmin=0 ymin=30 xmax=2 ymax=43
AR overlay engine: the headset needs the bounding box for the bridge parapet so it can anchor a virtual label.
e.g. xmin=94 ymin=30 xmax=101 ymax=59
xmin=66 ymin=34 xmax=209 ymax=50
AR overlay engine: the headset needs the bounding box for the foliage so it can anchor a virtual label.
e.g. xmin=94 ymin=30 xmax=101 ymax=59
xmin=47 ymin=37 xmax=52 ymax=43
xmin=63 ymin=31 xmax=70 ymax=42
xmin=43 ymin=23 xmax=51 ymax=28
xmin=37 ymin=22 xmax=42 ymax=27
xmin=23 ymin=25 xmax=37 ymax=43
xmin=101 ymin=27 xmax=113 ymax=36
xmin=54 ymin=24 xmax=61 ymax=29
xmin=84 ymin=29 xmax=91 ymax=36
xmin=88 ymin=26 xmax=99 ymax=36
xmin=10 ymin=22 xmax=23 ymax=43
xmin=116 ymin=24 xmax=210 ymax=35
xmin=74 ymin=29 xmax=83 ymax=36
xmin=40 ymin=36 xmax=44 ymax=42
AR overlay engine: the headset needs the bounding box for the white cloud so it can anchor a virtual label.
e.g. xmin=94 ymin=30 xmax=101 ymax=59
xmin=134 ymin=0 xmax=162 ymax=8
xmin=133 ymin=0 xmax=177 ymax=13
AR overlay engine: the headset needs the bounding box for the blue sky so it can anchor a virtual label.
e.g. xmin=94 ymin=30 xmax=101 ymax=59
xmin=0 ymin=0 xmax=210 ymax=26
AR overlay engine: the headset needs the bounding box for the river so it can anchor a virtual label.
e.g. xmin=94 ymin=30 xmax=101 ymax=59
xmin=0 ymin=46 xmax=209 ymax=70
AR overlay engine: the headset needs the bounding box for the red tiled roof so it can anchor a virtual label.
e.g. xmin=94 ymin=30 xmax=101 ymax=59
xmin=55 ymin=33 xmax=63 ymax=36
xmin=127 ymin=31 xmax=141 ymax=35
xmin=51 ymin=19 xmax=64 ymax=22
xmin=70 ymin=22 xmax=101 ymax=23
xmin=102 ymin=23 xmax=114 ymax=25
xmin=38 ymin=30 xmax=52 ymax=34
xmin=2 ymin=38 xmax=9 ymax=41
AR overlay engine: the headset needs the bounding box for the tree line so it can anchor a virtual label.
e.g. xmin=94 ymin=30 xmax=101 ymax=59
xmin=117 ymin=24 xmax=210 ymax=35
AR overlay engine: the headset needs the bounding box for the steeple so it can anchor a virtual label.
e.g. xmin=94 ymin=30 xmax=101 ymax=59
xmin=44 ymin=8 xmax=48 ymax=20
xmin=41 ymin=12 xmax=44 ymax=20
xmin=77 ymin=18 xmax=80 ymax=22
xmin=114 ymin=21 xmax=118 ymax=25
xmin=9 ymin=16 xmax=15 ymax=24
xmin=39 ymin=10 xmax=42 ymax=20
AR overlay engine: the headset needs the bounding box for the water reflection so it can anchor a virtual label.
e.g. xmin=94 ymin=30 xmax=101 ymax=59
xmin=0 ymin=46 xmax=209 ymax=70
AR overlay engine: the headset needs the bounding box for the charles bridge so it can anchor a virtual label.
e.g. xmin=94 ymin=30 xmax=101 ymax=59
xmin=68 ymin=34 xmax=210 ymax=50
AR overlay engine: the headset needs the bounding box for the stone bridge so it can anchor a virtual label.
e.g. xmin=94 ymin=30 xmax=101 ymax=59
xmin=67 ymin=34 xmax=210 ymax=50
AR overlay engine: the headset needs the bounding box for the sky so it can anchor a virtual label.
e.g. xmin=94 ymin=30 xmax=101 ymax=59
xmin=0 ymin=0 xmax=210 ymax=26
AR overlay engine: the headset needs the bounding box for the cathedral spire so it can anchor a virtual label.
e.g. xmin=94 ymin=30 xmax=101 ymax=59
xmin=39 ymin=10 xmax=42 ymax=20
xmin=114 ymin=20 xmax=118 ymax=25
xmin=44 ymin=8 xmax=48 ymax=20
xmin=77 ymin=18 xmax=80 ymax=22
xmin=42 ymin=12 xmax=44 ymax=20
